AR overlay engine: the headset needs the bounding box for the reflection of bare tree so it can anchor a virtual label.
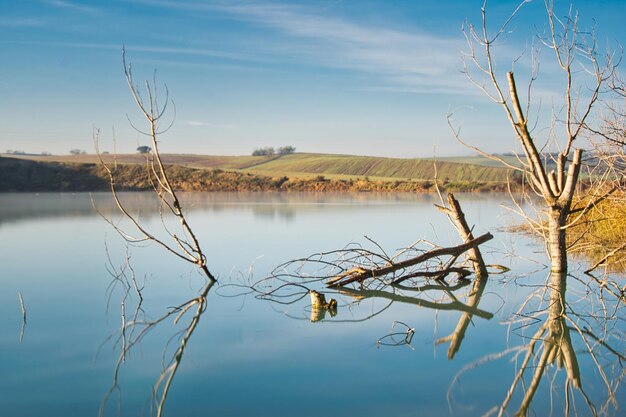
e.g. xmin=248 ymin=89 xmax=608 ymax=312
xmin=436 ymin=274 xmax=489 ymax=359
xmin=498 ymin=274 xmax=582 ymax=417
xmin=99 ymin=246 xmax=215 ymax=417
xmin=340 ymin=278 xmax=495 ymax=354
xmin=18 ymin=291 xmax=26 ymax=342
xmin=337 ymin=283 xmax=493 ymax=320
xmin=450 ymin=272 xmax=625 ymax=417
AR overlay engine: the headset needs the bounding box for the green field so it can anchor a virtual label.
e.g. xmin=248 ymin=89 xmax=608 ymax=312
xmin=245 ymin=153 xmax=513 ymax=182
xmin=436 ymin=154 xmax=522 ymax=167
xmin=3 ymin=152 xmax=515 ymax=183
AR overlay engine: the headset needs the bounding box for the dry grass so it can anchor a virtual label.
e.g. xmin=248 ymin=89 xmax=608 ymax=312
xmin=501 ymin=188 xmax=626 ymax=272
xmin=570 ymin=189 xmax=626 ymax=270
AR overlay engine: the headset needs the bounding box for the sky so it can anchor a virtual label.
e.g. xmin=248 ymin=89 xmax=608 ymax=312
xmin=0 ymin=0 xmax=624 ymax=158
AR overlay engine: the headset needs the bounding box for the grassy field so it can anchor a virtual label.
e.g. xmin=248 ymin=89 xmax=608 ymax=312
xmin=436 ymin=154 xmax=523 ymax=167
xmin=246 ymin=153 xmax=512 ymax=182
xmin=4 ymin=152 xmax=515 ymax=183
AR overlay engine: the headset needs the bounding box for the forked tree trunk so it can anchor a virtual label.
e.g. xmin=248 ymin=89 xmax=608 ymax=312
xmin=505 ymin=72 xmax=582 ymax=276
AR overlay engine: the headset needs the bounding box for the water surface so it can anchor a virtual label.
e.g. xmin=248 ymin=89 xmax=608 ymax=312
xmin=0 ymin=192 xmax=622 ymax=416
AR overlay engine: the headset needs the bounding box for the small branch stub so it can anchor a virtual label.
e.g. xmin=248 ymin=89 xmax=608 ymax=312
xmin=309 ymin=290 xmax=337 ymax=322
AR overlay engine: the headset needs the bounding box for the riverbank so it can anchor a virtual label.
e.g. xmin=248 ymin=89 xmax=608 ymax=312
xmin=0 ymin=156 xmax=514 ymax=193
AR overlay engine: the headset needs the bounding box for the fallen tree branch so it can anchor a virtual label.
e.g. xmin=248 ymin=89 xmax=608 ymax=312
xmin=327 ymin=232 xmax=493 ymax=288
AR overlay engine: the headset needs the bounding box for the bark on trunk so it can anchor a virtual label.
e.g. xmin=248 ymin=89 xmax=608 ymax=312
xmin=440 ymin=193 xmax=489 ymax=278
xmin=547 ymin=209 xmax=568 ymax=273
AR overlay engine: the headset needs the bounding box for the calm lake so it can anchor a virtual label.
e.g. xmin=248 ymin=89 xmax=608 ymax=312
xmin=0 ymin=192 xmax=623 ymax=417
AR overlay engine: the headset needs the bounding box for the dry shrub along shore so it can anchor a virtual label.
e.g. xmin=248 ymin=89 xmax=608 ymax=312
xmin=0 ymin=154 xmax=516 ymax=192
xmin=569 ymin=189 xmax=626 ymax=271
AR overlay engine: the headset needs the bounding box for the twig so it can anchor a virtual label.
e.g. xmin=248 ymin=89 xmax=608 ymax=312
xmin=18 ymin=291 xmax=26 ymax=342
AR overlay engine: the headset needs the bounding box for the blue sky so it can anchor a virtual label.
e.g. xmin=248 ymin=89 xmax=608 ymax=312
xmin=1 ymin=0 xmax=624 ymax=157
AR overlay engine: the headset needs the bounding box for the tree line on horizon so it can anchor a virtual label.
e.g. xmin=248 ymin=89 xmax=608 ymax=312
xmin=252 ymin=146 xmax=295 ymax=156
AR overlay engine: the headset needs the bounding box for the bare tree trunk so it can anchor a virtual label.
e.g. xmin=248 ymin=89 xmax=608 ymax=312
xmin=547 ymin=209 xmax=568 ymax=273
xmin=548 ymin=271 xmax=566 ymax=318
xmin=444 ymin=193 xmax=489 ymax=278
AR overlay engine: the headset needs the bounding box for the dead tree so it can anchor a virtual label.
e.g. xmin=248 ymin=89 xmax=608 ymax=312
xmin=323 ymin=193 xmax=491 ymax=288
xmin=454 ymin=4 xmax=625 ymax=408
xmin=455 ymin=0 xmax=621 ymax=275
xmin=96 ymin=50 xmax=216 ymax=417
xmin=244 ymin=193 xmax=498 ymax=330
xmin=95 ymin=48 xmax=215 ymax=283
xmin=265 ymin=194 xmax=492 ymax=294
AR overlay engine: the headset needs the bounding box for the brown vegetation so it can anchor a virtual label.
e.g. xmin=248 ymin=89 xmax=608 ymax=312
xmin=570 ymin=189 xmax=626 ymax=272
xmin=0 ymin=156 xmax=512 ymax=193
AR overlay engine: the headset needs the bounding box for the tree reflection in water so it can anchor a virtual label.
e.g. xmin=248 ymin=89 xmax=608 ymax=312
xmin=99 ymin=244 xmax=215 ymax=417
xmin=97 ymin=194 xmax=623 ymax=417
xmin=235 ymin=240 xmax=624 ymax=416
xmin=449 ymin=271 xmax=624 ymax=417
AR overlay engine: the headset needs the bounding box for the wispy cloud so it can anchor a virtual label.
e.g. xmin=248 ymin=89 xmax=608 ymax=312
xmin=8 ymin=40 xmax=265 ymax=63
xmin=130 ymin=0 xmax=470 ymax=94
xmin=45 ymin=0 xmax=102 ymax=15
xmin=128 ymin=45 xmax=264 ymax=62
xmin=0 ymin=17 xmax=47 ymax=28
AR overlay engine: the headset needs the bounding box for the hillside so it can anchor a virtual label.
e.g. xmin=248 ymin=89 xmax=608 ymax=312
xmin=245 ymin=153 xmax=512 ymax=182
xmin=4 ymin=152 xmax=516 ymax=184
xmin=0 ymin=156 xmax=514 ymax=193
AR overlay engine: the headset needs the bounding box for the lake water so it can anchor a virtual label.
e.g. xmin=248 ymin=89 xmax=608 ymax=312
xmin=0 ymin=192 xmax=623 ymax=417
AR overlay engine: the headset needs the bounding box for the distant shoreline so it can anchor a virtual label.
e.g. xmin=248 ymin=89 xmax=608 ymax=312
xmin=0 ymin=154 xmax=517 ymax=193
